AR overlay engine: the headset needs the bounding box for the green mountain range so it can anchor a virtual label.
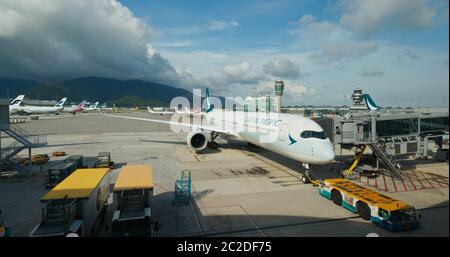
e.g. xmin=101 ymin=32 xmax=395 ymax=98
xmin=0 ymin=77 xmax=192 ymax=107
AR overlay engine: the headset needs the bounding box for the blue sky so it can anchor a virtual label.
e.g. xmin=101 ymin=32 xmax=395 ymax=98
xmin=120 ymin=0 xmax=449 ymax=107
xmin=0 ymin=0 xmax=448 ymax=107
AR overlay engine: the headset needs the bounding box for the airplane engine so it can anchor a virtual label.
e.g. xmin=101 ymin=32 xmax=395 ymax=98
xmin=186 ymin=130 xmax=209 ymax=151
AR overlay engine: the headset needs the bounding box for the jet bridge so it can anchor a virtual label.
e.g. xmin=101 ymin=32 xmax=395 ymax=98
xmin=314 ymin=110 xmax=449 ymax=178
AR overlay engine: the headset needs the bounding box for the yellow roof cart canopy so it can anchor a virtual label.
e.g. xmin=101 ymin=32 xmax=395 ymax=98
xmin=41 ymin=168 xmax=110 ymax=201
xmin=114 ymin=164 xmax=153 ymax=191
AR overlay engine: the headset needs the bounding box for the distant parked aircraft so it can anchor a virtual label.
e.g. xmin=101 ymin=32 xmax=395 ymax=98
xmin=147 ymin=107 xmax=174 ymax=116
xmin=62 ymin=100 xmax=87 ymax=115
xmin=9 ymin=95 xmax=25 ymax=115
xmin=83 ymin=101 xmax=100 ymax=113
xmin=16 ymin=97 xmax=67 ymax=115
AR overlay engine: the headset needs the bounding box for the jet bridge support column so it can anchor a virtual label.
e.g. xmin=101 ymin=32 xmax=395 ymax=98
xmin=371 ymin=115 xmax=377 ymax=143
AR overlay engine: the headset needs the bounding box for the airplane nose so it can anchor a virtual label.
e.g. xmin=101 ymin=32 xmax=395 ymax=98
xmin=324 ymin=147 xmax=335 ymax=162
xmin=319 ymin=145 xmax=335 ymax=163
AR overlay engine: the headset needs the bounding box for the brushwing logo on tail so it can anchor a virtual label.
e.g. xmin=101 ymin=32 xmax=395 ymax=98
xmin=206 ymin=88 xmax=214 ymax=113
xmin=363 ymin=94 xmax=379 ymax=111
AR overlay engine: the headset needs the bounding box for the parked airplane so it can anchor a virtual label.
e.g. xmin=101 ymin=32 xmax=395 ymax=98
xmin=83 ymin=101 xmax=100 ymax=113
xmin=99 ymin=103 xmax=114 ymax=113
xmin=62 ymin=100 xmax=87 ymax=115
xmin=107 ymin=88 xmax=334 ymax=183
xmin=16 ymin=97 xmax=67 ymax=115
xmin=9 ymin=95 xmax=25 ymax=115
xmin=147 ymin=107 xmax=174 ymax=116
xmin=175 ymin=106 xmax=203 ymax=115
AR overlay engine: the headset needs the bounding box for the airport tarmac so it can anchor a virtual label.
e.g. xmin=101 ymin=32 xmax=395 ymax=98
xmin=1 ymin=112 xmax=448 ymax=237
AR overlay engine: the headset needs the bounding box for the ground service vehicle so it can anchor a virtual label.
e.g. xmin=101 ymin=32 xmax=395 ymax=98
xmin=46 ymin=161 xmax=79 ymax=188
xmin=111 ymin=165 xmax=155 ymax=237
xmin=96 ymin=152 xmax=114 ymax=168
xmin=315 ymin=178 xmax=420 ymax=232
xmin=30 ymin=168 xmax=110 ymax=237
xmin=63 ymin=155 xmax=84 ymax=168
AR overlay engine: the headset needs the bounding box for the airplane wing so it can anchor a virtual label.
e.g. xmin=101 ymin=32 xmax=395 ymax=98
xmin=106 ymin=114 xmax=240 ymax=137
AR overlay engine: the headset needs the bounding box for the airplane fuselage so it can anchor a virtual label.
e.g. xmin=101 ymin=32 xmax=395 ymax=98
xmin=16 ymin=106 xmax=64 ymax=115
xmin=203 ymin=110 xmax=335 ymax=165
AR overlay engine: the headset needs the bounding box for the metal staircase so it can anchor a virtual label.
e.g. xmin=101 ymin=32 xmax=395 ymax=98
xmin=369 ymin=141 xmax=406 ymax=179
xmin=1 ymin=123 xmax=47 ymax=170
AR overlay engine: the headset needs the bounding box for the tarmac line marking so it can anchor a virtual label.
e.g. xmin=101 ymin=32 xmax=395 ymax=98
xmin=188 ymin=184 xmax=205 ymax=236
xmin=198 ymin=214 xmax=361 ymax=237
xmin=400 ymin=177 xmax=408 ymax=192
xmin=407 ymin=173 xmax=417 ymax=191
xmin=239 ymin=205 xmax=266 ymax=237
xmin=382 ymin=174 xmax=388 ymax=192
xmin=421 ymin=171 xmax=435 ymax=189
xmin=412 ymin=171 xmax=426 ymax=189
xmin=391 ymin=175 xmax=399 ymax=193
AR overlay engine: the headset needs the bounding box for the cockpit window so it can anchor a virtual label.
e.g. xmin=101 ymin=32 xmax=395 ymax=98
xmin=300 ymin=130 xmax=328 ymax=139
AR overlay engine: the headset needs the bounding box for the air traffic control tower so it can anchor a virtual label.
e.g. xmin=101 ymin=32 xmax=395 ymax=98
xmin=274 ymin=80 xmax=285 ymax=113
xmin=350 ymin=88 xmax=368 ymax=111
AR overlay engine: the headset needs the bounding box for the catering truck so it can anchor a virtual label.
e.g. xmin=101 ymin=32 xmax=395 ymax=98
xmin=30 ymin=168 xmax=110 ymax=237
xmin=314 ymin=178 xmax=420 ymax=232
xmin=111 ymin=164 xmax=156 ymax=236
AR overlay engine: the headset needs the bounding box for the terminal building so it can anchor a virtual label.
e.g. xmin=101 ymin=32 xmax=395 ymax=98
xmin=314 ymin=89 xmax=448 ymax=178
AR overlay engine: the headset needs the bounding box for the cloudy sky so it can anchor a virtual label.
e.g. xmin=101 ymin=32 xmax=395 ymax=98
xmin=0 ymin=0 xmax=448 ymax=106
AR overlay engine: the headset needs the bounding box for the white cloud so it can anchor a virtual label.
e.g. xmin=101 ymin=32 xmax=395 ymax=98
xmin=263 ymin=58 xmax=301 ymax=79
xmin=163 ymin=20 xmax=240 ymax=35
xmin=338 ymin=0 xmax=436 ymax=37
xmin=315 ymin=41 xmax=379 ymax=62
xmin=0 ymin=0 xmax=196 ymax=88
xmin=0 ymin=6 xmax=24 ymax=37
xmin=358 ymin=70 xmax=384 ymax=77
xmin=156 ymin=40 xmax=194 ymax=48
xmin=221 ymin=62 xmax=265 ymax=85
xmin=299 ymin=14 xmax=316 ymax=25
xmin=208 ymin=20 xmax=240 ymax=31
xmin=291 ymin=18 xmax=379 ymax=62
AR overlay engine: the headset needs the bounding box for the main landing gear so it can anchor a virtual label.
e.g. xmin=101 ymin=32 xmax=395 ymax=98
xmin=208 ymin=131 xmax=220 ymax=149
xmin=301 ymin=163 xmax=313 ymax=184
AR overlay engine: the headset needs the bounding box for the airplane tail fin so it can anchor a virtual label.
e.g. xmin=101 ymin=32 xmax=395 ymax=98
xmin=147 ymin=107 xmax=153 ymax=113
xmin=10 ymin=95 xmax=25 ymax=107
xmin=78 ymin=100 xmax=87 ymax=108
xmin=55 ymin=97 xmax=67 ymax=107
xmin=93 ymin=102 xmax=99 ymax=108
xmin=205 ymin=88 xmax=213 ymax=113
xmin=363 ymin=94 xmax=379 ymax=111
